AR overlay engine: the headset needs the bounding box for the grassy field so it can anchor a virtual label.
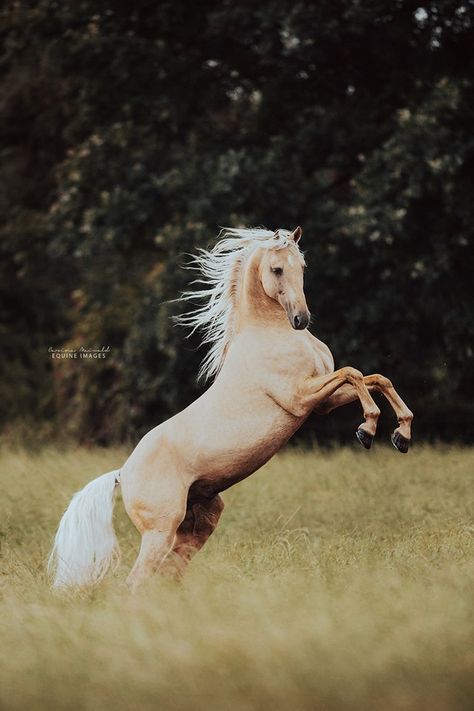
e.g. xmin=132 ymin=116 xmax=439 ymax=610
xmin=0 ymin=444 xmax=473 ymax=711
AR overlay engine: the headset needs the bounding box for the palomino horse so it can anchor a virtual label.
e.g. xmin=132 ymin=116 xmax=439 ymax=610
xmin=49 ymin=227 xmax=413 ymax=590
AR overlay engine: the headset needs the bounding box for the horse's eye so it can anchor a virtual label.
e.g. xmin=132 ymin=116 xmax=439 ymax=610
xmin=272 ymin=267 xmax=283 ymax=276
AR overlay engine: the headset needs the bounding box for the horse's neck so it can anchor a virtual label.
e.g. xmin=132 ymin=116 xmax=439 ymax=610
xmin=235 ymin=250 xmax=289 ymax=332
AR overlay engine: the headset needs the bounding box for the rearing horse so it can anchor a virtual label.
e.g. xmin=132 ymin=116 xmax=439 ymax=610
xmin=49 ymin=227 xmax=413 ymax=590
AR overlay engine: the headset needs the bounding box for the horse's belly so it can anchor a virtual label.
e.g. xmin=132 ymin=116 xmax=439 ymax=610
xmin=175 ymin=391 xmax=299 ymax=496
xmin=187 ymin=440 xmax=282 ymax=500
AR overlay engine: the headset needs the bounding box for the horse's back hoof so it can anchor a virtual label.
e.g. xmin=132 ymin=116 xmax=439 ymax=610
xmin=356 ymin=427 xmax=373 ymax=450
xmin=391 ymin=431 xmax=410 ymax=453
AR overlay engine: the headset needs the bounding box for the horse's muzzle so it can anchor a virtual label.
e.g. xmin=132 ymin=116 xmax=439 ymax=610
xmin=292 ymin=311 xmax=310 ymax=330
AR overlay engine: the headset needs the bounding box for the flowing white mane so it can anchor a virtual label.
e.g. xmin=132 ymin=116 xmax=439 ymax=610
xmin=175 ymin=227 xmax=302 ymax=381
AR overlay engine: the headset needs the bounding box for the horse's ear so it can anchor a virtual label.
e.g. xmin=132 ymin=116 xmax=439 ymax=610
xmin=291 ymin=226 xmax=302 ymax=243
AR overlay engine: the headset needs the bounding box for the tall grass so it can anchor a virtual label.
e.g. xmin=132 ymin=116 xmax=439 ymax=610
xmin=1 ymin=444 xmax=473 ymax=711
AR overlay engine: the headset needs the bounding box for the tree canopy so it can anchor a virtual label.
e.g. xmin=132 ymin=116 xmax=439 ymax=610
xmin=1 ymin=0 xmax=473 ymax=443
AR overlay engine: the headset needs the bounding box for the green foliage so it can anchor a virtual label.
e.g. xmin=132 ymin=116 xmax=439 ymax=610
xmin=1 ymin=1 xmax=473 ymax=442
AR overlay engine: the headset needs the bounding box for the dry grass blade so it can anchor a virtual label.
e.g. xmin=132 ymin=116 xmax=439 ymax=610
xmin=0 ymin=444 xmax=473 ymax=711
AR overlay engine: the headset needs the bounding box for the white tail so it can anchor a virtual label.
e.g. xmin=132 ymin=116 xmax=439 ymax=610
xmin=48 ymin=470 xmax=121 ymax=589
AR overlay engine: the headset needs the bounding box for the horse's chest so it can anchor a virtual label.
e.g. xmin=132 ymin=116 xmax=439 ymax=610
xmin=289 ymin=341 xmax=333 ymax=379
xmin=312 ymin=346 xmax=334 ymax=376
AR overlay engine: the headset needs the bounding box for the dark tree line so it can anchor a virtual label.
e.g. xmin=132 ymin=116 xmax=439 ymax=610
xmin=1 ymin=0 xmax=473 ymax=444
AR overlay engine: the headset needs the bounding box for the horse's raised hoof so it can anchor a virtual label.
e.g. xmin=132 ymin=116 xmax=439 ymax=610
xmin=356 ymin=427 xmax=373 ymax=450
xmin=391 ymin=431 xmax=410 ymax=453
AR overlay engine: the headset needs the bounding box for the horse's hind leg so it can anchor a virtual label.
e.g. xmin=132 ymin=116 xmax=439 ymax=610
xmin=165 ymin=495 xmax=224 ymax=579
xmin=124 ymin=484 xmax=188 ymax=592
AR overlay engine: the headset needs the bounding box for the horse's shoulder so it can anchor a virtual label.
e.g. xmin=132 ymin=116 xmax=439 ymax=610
xmin=305 ymin=331 xmax=333 ymax=356
xmin=304 ymin=331 xmax=335 ymax=373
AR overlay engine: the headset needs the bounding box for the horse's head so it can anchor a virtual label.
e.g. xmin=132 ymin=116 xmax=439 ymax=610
xmin=260 ymin=226 xmax=310 ymax=330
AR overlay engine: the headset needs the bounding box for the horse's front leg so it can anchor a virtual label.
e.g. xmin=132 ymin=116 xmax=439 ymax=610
xmin=291 ymin=367 xmax=381 ymax=448
xmin=315 ymin=374 xmax=414 ymax=453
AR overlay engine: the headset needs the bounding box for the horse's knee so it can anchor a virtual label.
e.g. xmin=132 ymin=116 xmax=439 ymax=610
xmin=171 ymin=495 xmax=224 ymax=575
xmin=341 ymin=367 xmax=364 ymax=384
xmin=128 ymin=497 xmax=186 ymax=535
xmin=212 ymin=495 xmax=225 ymax=519
xmin=208 ymin=494 xmax=225 ymax=526
xmin=193 ymin=495 xmax=224 ymax=536
xmin=371 ymin=373 xmax=393 ymax=390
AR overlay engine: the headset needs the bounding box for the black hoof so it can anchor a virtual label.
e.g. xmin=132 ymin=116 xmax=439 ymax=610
xmin=356 ymin=427 xmax=373 ymax=450
xmin=391 ymin=431 xmax=410 ymax=453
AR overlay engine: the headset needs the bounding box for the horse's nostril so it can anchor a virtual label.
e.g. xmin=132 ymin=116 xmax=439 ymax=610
xmin=292 ymin=312 xmax=309 ymax=330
